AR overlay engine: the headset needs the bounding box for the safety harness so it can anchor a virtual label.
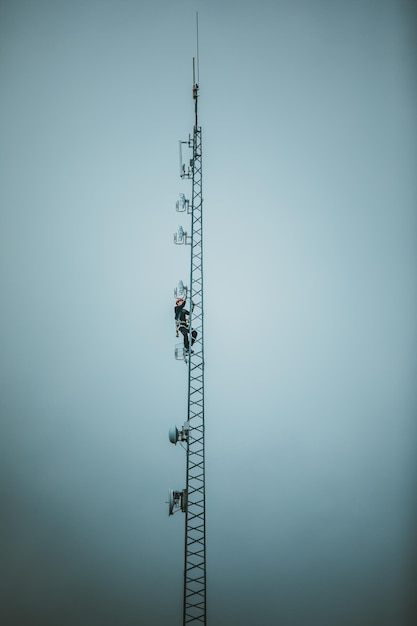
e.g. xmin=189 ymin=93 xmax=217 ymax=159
xmin=175 ymin=308 xmax=189 ymax=338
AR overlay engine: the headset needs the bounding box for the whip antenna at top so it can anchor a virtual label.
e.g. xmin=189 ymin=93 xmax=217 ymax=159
xmin=192 ymin=12 xmax=200 ymax=124
xmin=196 ymin=11 xmax=200 ymax=86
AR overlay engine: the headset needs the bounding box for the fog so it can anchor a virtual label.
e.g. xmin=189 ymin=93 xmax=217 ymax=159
xmin=1 ymin=1 xmax=416 ymax=624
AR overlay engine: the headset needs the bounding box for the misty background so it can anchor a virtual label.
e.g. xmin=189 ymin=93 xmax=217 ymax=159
xmin=1 ymin=1 xmax=416 ymax=624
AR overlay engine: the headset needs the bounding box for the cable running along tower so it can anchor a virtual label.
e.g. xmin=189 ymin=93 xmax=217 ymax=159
xmin=168 ymin=20 xmax=207 ymax=626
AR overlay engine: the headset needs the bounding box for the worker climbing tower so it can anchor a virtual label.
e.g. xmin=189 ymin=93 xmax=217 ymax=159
xmin=168 ymin=15 xmax=207 ymax=626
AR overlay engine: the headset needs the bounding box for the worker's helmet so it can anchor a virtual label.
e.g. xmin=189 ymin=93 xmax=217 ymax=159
xmin=176 ymin=298 xmax=185 ymax=305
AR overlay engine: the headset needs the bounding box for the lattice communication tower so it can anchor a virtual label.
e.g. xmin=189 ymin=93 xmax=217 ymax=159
xmin=168 ymin=32 xmax=207 ymax=625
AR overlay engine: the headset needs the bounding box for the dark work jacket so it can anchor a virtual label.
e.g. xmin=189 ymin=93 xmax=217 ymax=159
xmin=175 ymin=301 xmax=189 ymax=326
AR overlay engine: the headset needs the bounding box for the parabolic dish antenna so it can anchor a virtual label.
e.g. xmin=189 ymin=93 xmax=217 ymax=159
xmin=169 ymin=427 xmax=179 ymax=444
xmin=168 ymin=489 xmax=175 ymax=516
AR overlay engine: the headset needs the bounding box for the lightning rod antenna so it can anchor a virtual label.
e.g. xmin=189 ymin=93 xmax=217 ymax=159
xmin=196 ymin=11 xmax=200 ymax=86
xmin=192 ymin=12 xmax=200 ymax=127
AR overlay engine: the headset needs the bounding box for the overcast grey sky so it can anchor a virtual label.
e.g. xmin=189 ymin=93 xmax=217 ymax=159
xmin=1 ymin=1 xmax=416 ymax=625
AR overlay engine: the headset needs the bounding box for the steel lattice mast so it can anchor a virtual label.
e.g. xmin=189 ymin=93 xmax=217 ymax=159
xmin=183 ymin=64 xmax=206 ymax=625
xmin=168 ymin=47 xmax=206 ymax=624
